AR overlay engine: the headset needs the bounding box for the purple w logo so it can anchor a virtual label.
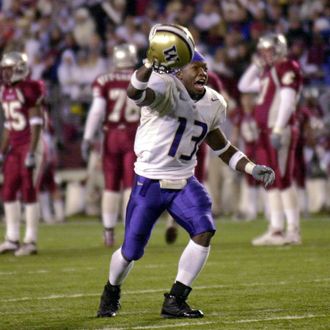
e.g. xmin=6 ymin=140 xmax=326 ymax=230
xmin=163 ymin=45 xmax=179 ymax=62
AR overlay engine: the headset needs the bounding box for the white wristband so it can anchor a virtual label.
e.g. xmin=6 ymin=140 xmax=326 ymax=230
xmin=131 ymin=71 xmax=148 ymax=90
xmin=245 ymin=162 xmax=256 ymax=175
xmin=29 ymin=117 xmax=43 ymax=126
xmin=229 ymin=151 xmax=245 ymax=170
xmin=214 ymin=141 xmax=231 ymax=156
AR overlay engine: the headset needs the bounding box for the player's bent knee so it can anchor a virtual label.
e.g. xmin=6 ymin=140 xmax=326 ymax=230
xmin=192 ymin=231 xmax=215 ymax=247
xmin=121 ymin=245 xmax=145 ymax=261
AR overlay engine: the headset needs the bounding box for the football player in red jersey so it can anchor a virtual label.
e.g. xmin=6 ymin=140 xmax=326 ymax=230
xmin=239 ymin=33 xmax=303 ymax=245
xmin=81 ymin=44 xmax=139 ymax=247
xmin=0 ymin=52 xmax=43 ymax=256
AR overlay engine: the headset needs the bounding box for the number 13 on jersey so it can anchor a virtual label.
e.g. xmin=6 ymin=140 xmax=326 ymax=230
xmin=168 ymin=117 xmax=208 ymax=161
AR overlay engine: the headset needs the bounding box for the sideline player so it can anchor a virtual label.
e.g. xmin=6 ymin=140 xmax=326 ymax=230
xmin=0 ymin=52 xmax=43 ymax=256
xmin=239 ymin=33 xmax=303 ymax=245
xmin=81 ymin=44 xmax=139 ymax=247
xmin=96 ymin=24 xmax=275 ymax=318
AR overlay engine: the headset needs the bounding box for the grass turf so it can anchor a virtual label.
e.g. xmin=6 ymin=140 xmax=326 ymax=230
xmin=0 ymin=214 xmax=329 ymax=330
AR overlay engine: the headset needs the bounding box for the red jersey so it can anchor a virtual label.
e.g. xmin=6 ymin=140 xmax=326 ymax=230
xmin=92 ymin=69 xmax=140 ymax=130
xmin=207 ymin=71 xmax=224 ymax=93
xmin=231 ymin=107 xmax=258 ymax=145
xmin=254 ymin=59 xmax=303 ymax=130
xmin=0 ymin=79 xmax=43 ymax=147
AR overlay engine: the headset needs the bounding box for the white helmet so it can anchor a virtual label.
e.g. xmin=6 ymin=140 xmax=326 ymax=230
xmin=113 ymin=44 xmax=138 ymax=69
xmin=1 ymin=51 xmax=29 ymax=83
xmin=257 ymin=33 xmax=288 ymax=64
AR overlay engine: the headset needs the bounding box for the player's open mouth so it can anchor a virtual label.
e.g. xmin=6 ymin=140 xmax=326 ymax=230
xmin=194 ymin=79 xmax=205 ymax=91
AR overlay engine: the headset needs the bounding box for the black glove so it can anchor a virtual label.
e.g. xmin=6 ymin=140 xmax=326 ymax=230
xmin=81 ymin=139 xmax=91 ymax=163
xmin=24 ymin=152 xmax=36 ymax=168
xmin=252 ymin=165 xmax=275 ymax=187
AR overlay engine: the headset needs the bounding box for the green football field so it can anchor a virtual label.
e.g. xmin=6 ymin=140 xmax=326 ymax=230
xmin=0 ymin=214 xmax=329 ymax=330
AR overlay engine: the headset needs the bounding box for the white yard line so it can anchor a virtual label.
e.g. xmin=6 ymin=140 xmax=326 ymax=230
xmin=224 ymin=314 xmax=327 ymax=324
xmin=98 ymin=321 xmax=216 ymax=330
xmin=1 ymin=278 xmax=329 ymax=303
xmin=0 ymin=267 xmax=96 ymax=276
xmin=96 ymin=314 xmax=327 ymax=330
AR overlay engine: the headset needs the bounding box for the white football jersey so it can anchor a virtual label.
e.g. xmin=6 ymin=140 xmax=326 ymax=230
xmin=134 ymin=72 xmax=227 ymax=179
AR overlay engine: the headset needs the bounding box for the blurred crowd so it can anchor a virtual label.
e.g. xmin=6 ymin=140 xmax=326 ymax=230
xmin=0 ymin=0 xmax=329 ymax=217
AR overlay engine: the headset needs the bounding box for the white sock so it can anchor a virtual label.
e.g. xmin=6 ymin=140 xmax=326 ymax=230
xmin=175 ymin=240 xmax=210 ymax=287
xmin=102 ymin=191 xmax=121 ymax=229
xmin=54 ymin=199 xmax=65 ymax=222
xmin=281 ymin=186 xmax=300 ymax=233
xmin=4 ymin=201 xmax=21 ymax=242
xmin=24 ymin=203 xmax=40 ymax=243
xmin=297 ymin=187 xmax=308 ymax=215
xmin=109 ymin=248 xmax=134 ymax=285
xmin=122 ymin=188 xmax=131 ymax=224
xmin=246 ymin=186 xmax=258 ymax=219
xmin=39 ymin=192 xmax=53 ymax=223
xmin=267 ymin=189 xmax=285 ymax=231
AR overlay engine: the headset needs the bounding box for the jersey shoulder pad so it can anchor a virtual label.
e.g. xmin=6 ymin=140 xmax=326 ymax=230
xmin=276 ymin=59 xmax=302 ymax=88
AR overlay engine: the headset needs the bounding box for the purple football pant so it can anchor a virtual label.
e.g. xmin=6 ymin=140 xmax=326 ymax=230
xmin=121 ymin=175 xmax=215 ymax=261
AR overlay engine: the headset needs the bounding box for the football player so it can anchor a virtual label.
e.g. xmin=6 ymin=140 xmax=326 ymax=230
xmin=81 ymin=43 xmax=139 ymax=247
xmin=238 ymin=33 xmax=303 ymax=245
xmin=0 ymin=52 xmax=43 ymax=256
xmin=164 ymin=69 xmax=225 ymax=243
xmin=96 ymin=24 xmax=275 ymax=318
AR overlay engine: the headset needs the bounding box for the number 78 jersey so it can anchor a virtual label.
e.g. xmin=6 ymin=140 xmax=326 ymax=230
xmin=92 ymin=69 xmax=140 ymax=128
xmin=134 ymin=72 xmax=227 ymax=180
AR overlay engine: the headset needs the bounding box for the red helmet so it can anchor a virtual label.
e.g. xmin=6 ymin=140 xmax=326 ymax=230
xmin=1 ymin=52 xmax=29 ymax=84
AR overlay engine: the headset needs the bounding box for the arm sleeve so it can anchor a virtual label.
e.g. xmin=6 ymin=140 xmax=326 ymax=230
xmin=83 ymin=97 xmax=106 ymax=140
xmin=238 ymin=64 xmax=261 ymax=93
xmin=274 ymin=87 xmax=297 ymax=131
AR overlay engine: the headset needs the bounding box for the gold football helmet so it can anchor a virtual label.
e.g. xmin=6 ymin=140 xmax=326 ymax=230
xmin=1 ymin=51 xmax=29 ymax=83
xmin=113 ymin=43 xmax=138 ymax=69
xmin=147 ymin=24 xmax=195 ymax=73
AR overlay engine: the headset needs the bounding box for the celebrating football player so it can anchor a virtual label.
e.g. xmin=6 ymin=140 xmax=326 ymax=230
xmin=0 ymin=52 xmax=43 ymax=256
xmin=238 ymin=33 xmax=303 ymax=245
xmin=81 ymin=44 xmax=140 ymax=247
xmin=96 ymin=24 xmax=275 ymax=319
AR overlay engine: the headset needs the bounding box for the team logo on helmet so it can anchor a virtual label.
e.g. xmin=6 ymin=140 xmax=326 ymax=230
xmin=148 ymin=24 xmax=195 ymax=73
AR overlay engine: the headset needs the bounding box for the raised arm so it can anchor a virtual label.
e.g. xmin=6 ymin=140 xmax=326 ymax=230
xmin=127 ymin=61 xmax=156 ymax=107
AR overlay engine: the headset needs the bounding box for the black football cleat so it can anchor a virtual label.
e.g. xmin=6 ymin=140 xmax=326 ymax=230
xmin=97 ymin=281 xmax=121 ymax=317
xmin=165 ymin=226 xmax=178 ymax=244
xmin=161 ymin=293 xmax=204 ymax=318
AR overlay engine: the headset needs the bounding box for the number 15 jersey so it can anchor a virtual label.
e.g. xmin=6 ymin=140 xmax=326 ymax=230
xmin=0 ymin=80 xmax=43 ymax=147
xmin=134 ymin=72 xmax=227 ymax=180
